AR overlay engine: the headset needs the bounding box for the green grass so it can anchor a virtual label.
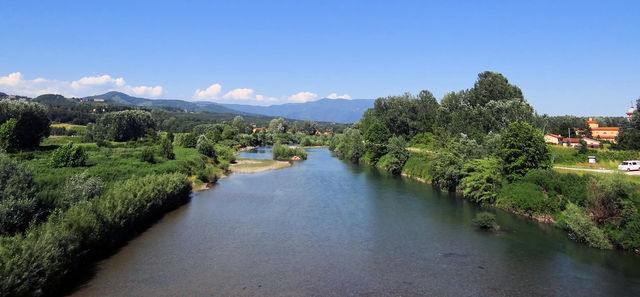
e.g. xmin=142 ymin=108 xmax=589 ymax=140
xmin=50 ymin=123 xmax=87 ymax=134
xmin=402 ymin=152 xmax=435 ymax=180
xmin=553 ymin=167 xmax=640 ymax=184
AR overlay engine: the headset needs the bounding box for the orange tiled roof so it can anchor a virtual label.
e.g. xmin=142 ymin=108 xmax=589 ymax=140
xmin=546 ymin=133 xmax=563 ymax=139
xmin=592 ymin=127 xmax=619 ymax=131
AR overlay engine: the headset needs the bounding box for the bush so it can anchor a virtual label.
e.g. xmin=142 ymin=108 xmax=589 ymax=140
xmin=196 ymin=164 xmax=220 ymax=183
xmin=196 ymin=135 xmax=215 ymax=158
xmin=429 ymin=151 xmax=464 ymax=191
xmin=522 ymin=169 xmax=589 ymax=207
xmin=273 ymin=142 xmax=307 ymax=160
xmin=63 ymin=171 xmax=104 ymax=205
xmin=140 ymin=147 xmax=155 ymax=163
xmin=0 ymin=173 xmax=191 ymax=296
xmin=460 ymin=158 xmax=502 ymax=204
xmin=49 ymin=143 xmax=88 ymax=168
xmin=181 ymin=133 xmax=197 ymax=148
xmin=0 ymin=154 xmax=40 ymax=236
xmin=496 ymin=182 xmax=561 ymax=216
xmin=402 ymin=153 xmax=435 ymax=181
xmin=473 ymin=212 xmax=498 ymax=230
xmin=215 ymin=144 xmax=236 ymax=164
xmin=559 ymin=203 xmax=612 ymax=249
xmin=94 ymin=110 xmax=155 ymax=142
xmin=0 ymin=118 xmax=18 ymax=151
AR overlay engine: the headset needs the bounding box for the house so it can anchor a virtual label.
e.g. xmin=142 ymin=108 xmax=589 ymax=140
xmin=252 ymin=127 xmax=268 ymax=134
xmin=582 ymin=137 xmax=601 ymax=148
xmin=563 ymin=138 xmax=581 ymax=148
xmin=587 ymin=118 xmax=619 ymax=143
xmin=544 ymin=134 xmax=563 ymax=145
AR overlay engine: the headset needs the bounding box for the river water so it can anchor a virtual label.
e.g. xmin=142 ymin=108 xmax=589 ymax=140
xmin=71 ymin=148 xmax=640 ymax=296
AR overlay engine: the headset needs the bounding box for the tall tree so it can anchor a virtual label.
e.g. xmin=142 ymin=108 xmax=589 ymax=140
xmin=501 ymin=122 xmax=551 ymax=181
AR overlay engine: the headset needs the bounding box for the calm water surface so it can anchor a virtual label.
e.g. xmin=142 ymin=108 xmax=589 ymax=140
xmin=72 ymin=148 xmax=640 ymax=296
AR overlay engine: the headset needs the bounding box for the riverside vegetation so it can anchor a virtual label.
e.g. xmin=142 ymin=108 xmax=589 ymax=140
xmin=0 ymin=98 xmax=335 ymax=296
xmin=330 ymin=71 xmax=640 ymax=253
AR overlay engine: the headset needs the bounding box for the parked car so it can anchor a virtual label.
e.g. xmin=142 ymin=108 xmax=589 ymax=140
xmin=618 ymin=161 xmax=640 ymax=171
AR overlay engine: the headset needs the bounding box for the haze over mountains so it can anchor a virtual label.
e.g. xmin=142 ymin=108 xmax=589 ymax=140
xmin=82 ymin=91 xmax=373 ymax=123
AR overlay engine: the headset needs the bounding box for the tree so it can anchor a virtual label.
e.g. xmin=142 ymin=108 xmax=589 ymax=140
xmin=181 ymin=133 xmax=197 ymax=148
xmin=95 ymin=110 xmax=155 ymax=141
xmin=501 ymin=122 xmax=551 ymax=181
xmin=460 ymin=158 xmax=503 ymax=204
xmin=140 ymin=147 xmax=155 ymax=163
xmin=0 ymin=118 xmax=18 ymax=151
xmin=364 ymin=121 xmax=391 ymax=163
xmin=469 ymin=71 xmax=524 ymax=107
xmin=268 ymin=117 xmax=287 ymax=134
xmin=577 ymin=139 xmax=588 ymax=155
xmin=196 ymin=135 xmax=215 ymax=158
xmin=337 ymin=128 xmax=365 ymax=162
xmin=221 ymin=125 xmax=233 ymax=140
xmin=160 ymin=136 xmax=175 ymax=160
xmin=301 ymin=120 xmax=318 ymax=135
xmin=63 ymin=171 xmax=104 ymax=205
xmin=385 ymin=136 xmax=409 ymax=175
xmin=0 ymin=99 xmax=50 ymax=148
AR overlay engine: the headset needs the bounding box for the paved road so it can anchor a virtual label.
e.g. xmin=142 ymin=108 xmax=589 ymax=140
xmin=555 ymin=166 xmax=640 ymax=175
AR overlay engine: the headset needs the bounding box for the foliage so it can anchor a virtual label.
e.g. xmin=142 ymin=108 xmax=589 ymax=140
xmin=94 ymin=110 xmax=155 ymax=142
xmin=385 ymin=136 xmax=409 ymax=175
xmin=501 ymin=122 xmax=551 ymax=181
xmin=586 ymin=173 xmax=640 ymax=224
xmin=196 ymin=163 xmax=220 ymax=183
xmin=214 ymin=144 xmax=236 ymax=164
xmin=181 ymin=133 xmax=197 ymax=148
xmin=522 ymin=169 xmax=590 ymax=206
xmin=268 ymin=117 xmax=288 ymax=134
xmin=460 ymin=158 xmax=502 ymax=204
xmin=140 ymin=147 xmax=155 ymax=163
xmin=402 ymin=153 xmax=435 ymax=181
xmin=63 ymin=171 xmax=104 ymax=205
xmin=364 ymin=121 xmax=391 ymax=164
xmin=0 ymin=99 xmax=50 ymax=148
xmin=409 ymin=132 xmax=437 ymax=150
xmin=496 ymin=182 xmax=561 ymax=216
xmin=429 ymin=151 xmax=464 ymax=191
xmin=160 ymin=136 xmax=175 ymax=160
xmin=272 ymin=142 xmax=307 ymax=160
xmin=473 ymin=212 xmax=498 ymax=230
xmin=0 ymin=154 xmax=40 ymax=236
xmin=49 ymin=143 xmax=88 ymax=168
xmin=336 ymin=128 xmax=365 ymax=162
xmin=559 ymin=203 xmax=613 ymax=249
xmin=196 ymin=135 xmax=216 ymax=158
xmin=0 ymin=118 xmax=18 ymax=151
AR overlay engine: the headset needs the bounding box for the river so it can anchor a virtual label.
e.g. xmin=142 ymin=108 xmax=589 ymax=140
xmin=71 ymin=148 xmax=640 ymax=296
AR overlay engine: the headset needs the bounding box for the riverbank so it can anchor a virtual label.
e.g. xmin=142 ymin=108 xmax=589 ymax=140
xmin=230 ymin=158 xmax=292 ymax=174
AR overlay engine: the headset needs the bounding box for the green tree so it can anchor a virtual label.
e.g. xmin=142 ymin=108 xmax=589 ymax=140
xmin=469 ymin=71 xmax=524 ymax=107
xmin=460 ymin=158 xmax=503 ymax=204
xmin=0 ymin=118 xmax=18 ymax=151
xmin=160 ymin=136 xmax=175 ymax=159
xmin=385 ymin=136 xmax=409 ymax=175
xmin=268 ymin=117 xmax=287 ymax=134
xmin=364 ymin=121 xmax=391 ymax=164
xmin=196 ymin=135 xmax=215 ymax=158
xmin=181 ymin=133 xmax=197 ymax=148
xmin=0 ymin=99 xmax=50 ymax=148
xmin=95 ymin=110 xmax=155 ymax=141
xmin=501 ymin=122 xmax=551 ymax=181
xmin=337 ymin=128 xmax=365 ymax=162
xmin=221 ymin=125 xmax=233 ymax=140
xmin=0 ymin=154 xmax=40 ymax=236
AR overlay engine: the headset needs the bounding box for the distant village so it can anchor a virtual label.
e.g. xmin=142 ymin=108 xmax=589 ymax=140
xmin=544 ymin=106 xmax=636 ymax=148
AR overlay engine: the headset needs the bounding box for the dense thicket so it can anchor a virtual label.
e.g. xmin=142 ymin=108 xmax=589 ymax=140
xmin=93 ymin=110 xmax=155 ymax=141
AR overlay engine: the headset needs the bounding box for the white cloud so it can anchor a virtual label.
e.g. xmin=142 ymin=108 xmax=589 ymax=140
xmin=326 ymin=93 xmax=352 ymax=100
xmin=131 ymin=86 xmax=163 ymax=97
xmin=0 ymin=72 xmax=164 ymax=98
xmin=288 ymin=91 xmax=318 ymax=103
xmin=223 ymin=88 xmax=255 ymax=100
xmin=193 ymin=83 xmax=222 ymax=100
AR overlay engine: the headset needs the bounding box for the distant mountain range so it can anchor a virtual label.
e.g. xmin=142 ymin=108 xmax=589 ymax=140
xmin=219 ymin=99 xmax=375 ymax=123
xmin=84 ymin=91 xmax=241 ymax=114
xmin=84 ymin=91 xmax=373 ymax=123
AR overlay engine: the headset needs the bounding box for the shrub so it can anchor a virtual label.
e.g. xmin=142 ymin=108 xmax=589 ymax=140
xmin=215 ymin=144 xmax=236 ymax=164
xmin=560 ymin=203 xmax=612 ymax=249
xmin=460 ymin=158 xmax=502 ymax=204
xmin=473 ymin=212 xmax=498 ymax=230
xmin=49 ymin=143 xmax=88 ymax=168
xmin=273 ymin=142 xmax=307 ymax=160
xmin=0 ymin=154 xmax=40 ymax=236
xmin=140 ymin=147 xmax=155 ymax=163
xmin=0 ymin=118 xmax=18 ymax=151
xmin=522 ymin=169 xmax=589 ymax=207
xmin=409 ymin=132 xmax=437 ymax=150
xmin=402 ymin=153 xmax=435 ymax=181
xmin=181 ymin=133 xmax=197 ymax=148
xmin=196 ymin=164 xmax=220 ymax=183
xmin=63 ymin=171 xmax=104 ymax=205
xmin=587 ymin=173 xmax=640 ymax=224
xmin=429 ymin=151 xmax=464 ymax=191
xmin=496 ymin=182 xmax=561 ymax=216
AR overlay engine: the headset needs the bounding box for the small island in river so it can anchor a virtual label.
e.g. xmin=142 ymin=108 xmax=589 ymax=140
xmin=230 ymin=158 xmax=292 ymax=174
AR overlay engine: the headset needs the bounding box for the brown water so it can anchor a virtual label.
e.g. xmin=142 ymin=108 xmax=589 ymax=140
xmin=71 ymin=148 xmax=640 ymax=296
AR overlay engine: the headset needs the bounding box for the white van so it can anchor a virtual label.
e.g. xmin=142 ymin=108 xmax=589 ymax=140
xmin=618 ymin=161 xmax=640 ymax=171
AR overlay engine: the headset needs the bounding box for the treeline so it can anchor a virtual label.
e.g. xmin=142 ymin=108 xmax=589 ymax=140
xmin=330 ymin=71 xmax=640 ymax=252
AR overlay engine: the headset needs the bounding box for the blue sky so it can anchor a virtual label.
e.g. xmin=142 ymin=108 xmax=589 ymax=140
xmin=1 ymin=0 xmax=638 ymax=115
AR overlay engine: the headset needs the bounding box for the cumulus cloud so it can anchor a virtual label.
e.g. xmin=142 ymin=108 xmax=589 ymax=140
xmin=223 ymin=88 xmax=255 ymax=100
xmin=193 ymin=83 xmax=222 ymax=100
xmin=287 ymin=91 xmax=318 ymax=103
xmin=326 ymin=93 xmax=352 ymax=100
xmin=0 ymin=72 xmax=163 ymax=98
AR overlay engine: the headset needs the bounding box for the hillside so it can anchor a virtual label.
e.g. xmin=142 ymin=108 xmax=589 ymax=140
xmin=84 ymin=91 xmax=241 ymax=114
xmin=220 ymin=98 xmax=375 ymax=123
